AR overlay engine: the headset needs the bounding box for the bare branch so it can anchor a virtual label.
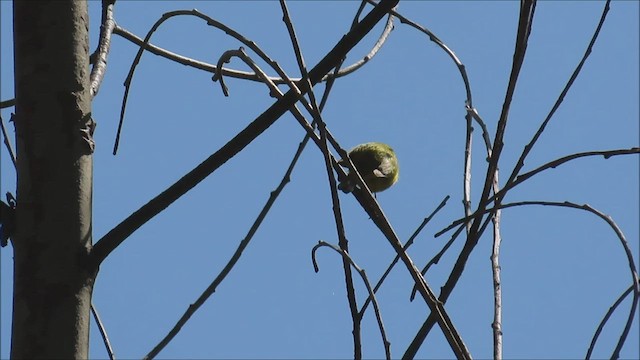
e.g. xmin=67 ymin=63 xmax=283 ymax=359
xmin=89 ymin=0 xmax=116 ymax=97
xmin=410 ymin=222 xmax=466 ymax=302
xmin=332 ymin=2 xmax=395 ymax=79
xmin=113 ymin=8 xmax=298 ymax=154
xmin=112 ymin=26 xmax=282 ymax=83
xmin=143 ymin=115 xmax=303 ymax=359
xmin=502 ymin=0 xmax=612 ymax=198
xmin=497 ymin=201 xmax=639 ymax=360
xmin=91 ymin=302 xmax=116 ymax=360
xmin=349 ymin=187 xmax=471 ymax=360
xmin=312 ymin=241 xmax=392 ymax=360
xmin=109 ymin=5 xmax=394 ymax=88
xmin=586 ymin=281 xmax=640 ymax=359
xmin=279 ymin=1 xmax=363 ymax=357
xmin=0 ymin=99 xmax=16 ymax=109
xmin=143 ymin=34 xmax=350 ymax=356
xmin=91 ymin=0 xmax=399 ymax=268
xmin=361 ymin=195 xmax=449 ymax=314
xmin=490 ymin=188 xmax=503 ymax=360
xmin=404 ymin=2 xmax=538 ymax=357
xmin=436 ymin=148 xmax=640 ymax=237
xmin=0 ymin=114 xmax=16 ymax=168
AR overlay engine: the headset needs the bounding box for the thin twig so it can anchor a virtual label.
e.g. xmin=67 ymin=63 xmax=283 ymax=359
xmin=366 ymin=0 xmax=495 ymax=150
xmin=113 ymin=26 xmax=283 ymax=83
xmin=143 ymin=36 xmax=352 ymax=357
xmin=332 ymin=3 xmax=395 ymax=79
xmin=436 ymin=148 xmax=640 ymax=238
xmin=114 ymin=8 xmax=303 ymax=154
xmin=496 ymin=201 xmax=639 ymax=360
xmin=279 ymin=1 xmax=362 ymax=358
xmin=112 ymin=6 xmax=393 ymax=87
xmin=89 ymin=0 xmax=116 ymax=97
xmin=144 ymin=4 xmax=400 ymax=353
xmin=410 ymin=221 xmax=466 ymax=302
xmin=490 ymin=147 xmax=638 ymax=205
xmin=586 ymin=281 xmax=640 ymax=359
xmin=361 ymin=195 xmax=449 ymax=314
xmin=143 ymin=96 xmax=305 ymax=358
xmin=0 ymin=114 xmax=16 ymax=168
xmin=91 ymin=302 xmax=116 ymax=360
xmin=212 ymin=47 xmax=353 ymax=221
xmin=0 ymin=99 xmax=16 ymax=109
xmin=113 ymin=8 xmax=339 ymax=154
xmin=501 ymin=0 xmax=611 ymax=202
xmin=403 ymin=2 xmax=537 ymax=357
xmin=312 ymin=241 xmax=392 ymax=360
xmin=364 ymin=1 xmax=495 ymax=238
xmin=349 ymin=182 xmax=471 ymax=360
xmin=92 ymin=0 xmax=398 ymax=267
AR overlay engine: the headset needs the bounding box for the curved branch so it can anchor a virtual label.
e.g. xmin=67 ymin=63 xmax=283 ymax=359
xmin=502 ymin=0 xmax=611 ymax=198
xmin=112 ymin=26 xmax=283 ymax=83
xmin=312 ymin=241 xmax=392 ymax=360
xmin=586 ymin=281 xmax=640 ymax=359
xmin=332 ymin=5 xmax=395 ymax=79
xmin=92 ymin=0 xmax=399 ymax=269
xmin=436 ymin=148 xmax=640 ymax=236
xmin=404 ymin=3 xmax=538 ymax=357
xmin=110 ymin=6 xmax=395 ymax=86
xmin=434 ymin=198 xmax=639 ymax=358
xmin=496 ymin=201 xmax=639 ymax=359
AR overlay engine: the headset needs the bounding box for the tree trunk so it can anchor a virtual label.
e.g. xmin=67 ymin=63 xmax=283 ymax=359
xmin=11 ymin=1 xmax=96 ymax=358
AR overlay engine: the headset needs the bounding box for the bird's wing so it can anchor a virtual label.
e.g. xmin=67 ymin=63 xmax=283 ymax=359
xmin=376 ymin=156 xmax=395 ymax=178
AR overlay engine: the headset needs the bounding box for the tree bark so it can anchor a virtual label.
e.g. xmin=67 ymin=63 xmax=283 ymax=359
xmin=11 ymin=1 xmax=96 ymax=358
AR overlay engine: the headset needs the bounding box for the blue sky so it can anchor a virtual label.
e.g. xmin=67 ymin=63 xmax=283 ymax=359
xmin=1 ymin=1 xmax=638 ymax=359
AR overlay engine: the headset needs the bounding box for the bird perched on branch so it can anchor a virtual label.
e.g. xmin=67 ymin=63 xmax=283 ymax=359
xmin=338 ymin=142 xmax=399 ymax=194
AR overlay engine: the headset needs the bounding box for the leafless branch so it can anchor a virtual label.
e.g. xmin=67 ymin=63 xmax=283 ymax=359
xmin=312 ymin=241 xmax=392 ymax=360
xmin=586 ymin=280 xmax=640 ymax=360
xmin=490 ymin=181 xmax=503 ymax=360
xmin=403 ymin=2 xmax=537 ymax=357
xmin=142 ymin=29 xmax=364 ymax=355
xmin=91 ymin=302 xmax=116 ymax=360
xmin=113 ymin=25 xmax=282 ymax=83
xmin=279 ymin=1 xmax=364 ymax=357
xmin=143 ymin=101 xmax=303 ymax=358
xmin=361 ymin=195 xmax=449 ymax=314
xmin=112 ymin=8 xmax=297 ymax=154
xmin=501 ymin=0 xmax=611 ymax=198
xmin=0 ymin=99 xmax=16 ymax=109
xmin=91 ymin=0 xmax=399 ymax=267
xmin=436 ymin=148 xmax=640 ymax=237
xmin=89 ymin=0 xmax=116 ymax=97
xmin=332 ymin=2 xmax=395 ymax=79
xmin=349 ymin=186 xmax=471 ymax=359
xmin=496 ymin=200 xmax=639 ymax=360
xmin=0 ymin=114 xmax=16 ymax=168
xmin=410 ymin=221 xmax=466 ymax=302
xmin=491 ymin=147 xmax=638 ymax=204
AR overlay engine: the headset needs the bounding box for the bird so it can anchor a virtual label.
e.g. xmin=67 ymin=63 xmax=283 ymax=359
xmin=337 ymin=142 xmax=399 ymax=194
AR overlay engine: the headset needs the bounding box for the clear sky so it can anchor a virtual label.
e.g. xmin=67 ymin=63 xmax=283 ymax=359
xmin=1 ymin=1 xmax=638 ymax=359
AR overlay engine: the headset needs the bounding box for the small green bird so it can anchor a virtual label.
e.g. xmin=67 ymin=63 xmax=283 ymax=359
xmin=338 ymin=142 xmax=399 ymax=193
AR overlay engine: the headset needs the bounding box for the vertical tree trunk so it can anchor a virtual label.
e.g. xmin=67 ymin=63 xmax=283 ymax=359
xmin=11 ymin=1 xmax=96 ymax=358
